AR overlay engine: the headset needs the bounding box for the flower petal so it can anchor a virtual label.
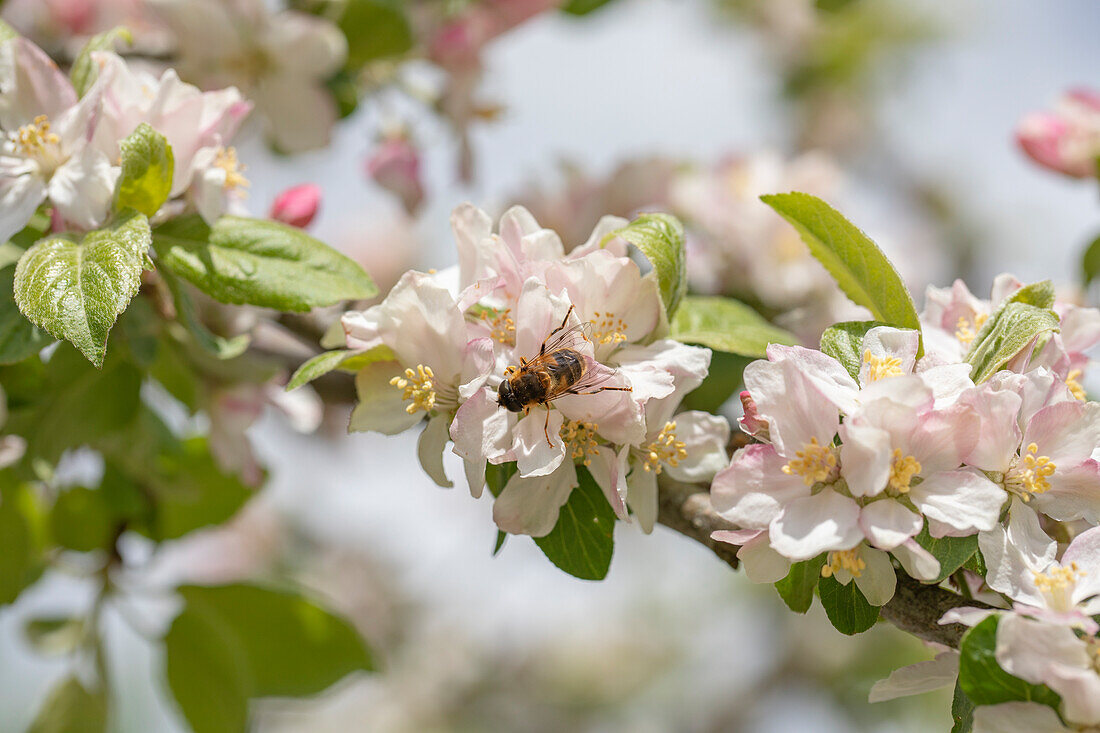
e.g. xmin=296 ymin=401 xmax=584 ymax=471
xmin=769 ymin=488 xmax=862 ymax=561
xmin=626 ymin=462 xmax=658 ymax=534
xmin=710 ymin=444 xmax=809 ymax=530
xmin=868 ymin=651 xmax=959 ymax=702
xmin=350 ymin=361 xmax=423 ymax=435
xmin=909 ymin=469 xmax=1006 ymax=536
xmin=512 ymin=409 xmax=566 ymax=477
xmin=859 ymin=499 xmax=922 ymax=550
xmin=854 ymin=546 xmax=897 ymax=605
xmin=417 ymin=414 xmax=453 ymax=488
xmin=493 ymin=462 xmax=577 ymax=537
xmin=972 ymin=702 xmax=1069 ymax=733
xmin=995 ymin=614 xmax=1091 ymax=685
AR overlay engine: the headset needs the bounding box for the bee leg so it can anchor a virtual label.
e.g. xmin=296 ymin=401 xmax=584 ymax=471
xmin=519 ymin=356 xmax=528 ymax=367
xmin=541 ymin=304 xmax=576 ymax=357
xmin=543 ymin=405 xmax=553 ymax=448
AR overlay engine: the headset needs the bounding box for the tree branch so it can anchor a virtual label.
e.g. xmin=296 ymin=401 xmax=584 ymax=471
xmin=656 ymin=482 xmax=988 ymax=649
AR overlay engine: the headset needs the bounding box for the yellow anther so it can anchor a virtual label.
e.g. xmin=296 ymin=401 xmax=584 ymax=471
xmin=821 ymin=549 xmax=866 ymax=578
xmin=781 ymin=436 xmax=838 ymax=486
xmin=641 ymin=421 xmax=688 ymax=474
xmin=1066 ymin=369 xmax=1087 ymax=401
xmin=591 ymin=310 xmax=628 ymax=346
xmin=560 ymin=419 xmax=600 ymax=466
xmin=888 ymin=449 xmax=922 ymax=494
xmin=1032 ymin=561 xmax=1084 ymax=612
xmin=12 ymin=114 xmax=60 ymax=156
xmin=389 ymin=364 xmax=437 ymax=415
xmin=1017 ymin=442 xmax=1056 ymax=497
xmin=955 ymin=313 xmax=988 ymax=348
xmin=480 ymin=308 xmax=516 ymax=345
xmin=214 ymin=146 xmax=249 ymax=193
xmin=863 ymin=349 xmax=904 ymax=382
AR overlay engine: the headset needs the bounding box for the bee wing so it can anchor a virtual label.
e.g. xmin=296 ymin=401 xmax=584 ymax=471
xmin=539 ymin=321 xmax=593 ymax=356
xmin=545 ymin=354 xmax=627 ymax=401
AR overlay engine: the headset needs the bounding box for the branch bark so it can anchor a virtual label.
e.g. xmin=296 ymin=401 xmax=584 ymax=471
xmin=656 ymin=482 xmax=988 ymax=649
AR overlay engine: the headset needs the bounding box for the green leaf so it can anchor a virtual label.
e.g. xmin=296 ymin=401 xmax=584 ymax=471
xmin=760 ymin=193 xmax=921 ymax=334
xmin=0 ymin=266 xmax=52 ymax=364
xmin=671 ymin=295 xmax=797 ymax=357
xmin=963 ymin=548 xmax=987 ymax=577
xmin=951 ymin=680 xmax=975 ymax=733
xmin=534 ymin=466 xmax=615 ymax=580
xmin=561 ymin=0 xmax=620 ymax=14
xmin=818 ymin=574 xmax=879 ymax=634
xmin=1004 ymin=279 xmax=1055 ymax=309
xmin=153 ymin=215 xmax=377 ymax=311
xmin=339 ymin=0 xmax=413 ymax=70
xmin=1082 ymin=233 xmax=1100 ymax=287
xmin=965 ymin=302 xmax=1060 ymax=383
xmin=958 ymin=616 xmax=1062 ymax=709
xmin=774 ymin=554 xmax=826 ymax=613
xmin=0 ymin=492 xmax=33 ymax=605
xmin=115 ymin=123 xmax=174 ymax=217
xmin=286 ymin=348 xmax=374 ymax=391
xmin=819 ymin=320 xmax=892 ymax=381
xmin=0 ymin=19 xmax=18 ymax=43
xmin=172 ymin=584 xmax=373 ymax=700
xmin=27 ymin=675 xmax=107 ymax=733
xmin=337 ymin=344 xmax=396 ymax=372
xmin=160 ymin=269 xmax=249 ymax=359
xmin=602 ymin=213 xmax=687 ymax=317
xmin=24 ymin=616 xmax=85 ymax=656
xmin=70 ymin=26 xmax=132 ymax=98
xmin=913 ymin=524 xmax=978 ymax=584
xmin=150 ymin=438 xmax=253 ymax=541
xmin=13 ymin=212 xmax=151 ymax=367
xmin=485 ymin=462 xmax=516 ymax=499
xmin=50 ymin=486 xmax=114 ymax=553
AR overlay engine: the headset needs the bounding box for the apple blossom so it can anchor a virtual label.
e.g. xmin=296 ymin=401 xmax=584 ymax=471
xmin=1017 ymin=88 xmax=1100 ymax=179
xmin=0 ymin=37 xmax=116 ymax=241
xmin=269 ymin=183 xmax=321 ymax=229
xmin=366 ymin=134 xmax=425 ymax=216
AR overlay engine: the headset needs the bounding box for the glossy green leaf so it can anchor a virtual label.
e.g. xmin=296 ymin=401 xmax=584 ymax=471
xmin=671 ymin=295 xmax=797 ymax=357
xmin=13 ymin=212 xmax=151 ymax=367
xmin=958 ymin=616 xmax=1062 ymax=709
xmin=287 ymin=348 xmax=367 ymax=391
xmin=50 ymin=486 xmax=114 ymax=553
xmin=818 ymin=574 xmax=879 ymax=634
xmin=28 ymin=675 xmax=107 ymax=733
xmin=339 ymin=0 xmax=413 ymax=70
xmin=153 ymin=215 xmax=377 ymax=311
xmin=819 ymin=320 xmax=892 ymax=381
xmin=115 ymin=123 xmax=174 ymax=217
xmin=602 ymin=212 xmax=687 ymax=317
xmin=1081 ymin=233 xmax=1100 ymax=287
xmin=70 ymin=26 xmax=132 ymax=97
xmin=965 ymin=302 xmax=1060 ymax=383
xmin=534 ymin=467 xmax=615 ymax=580
xmin=0 ymin=266 xmax=52 ymax=364
xmin=951 ymin=680 xmax=975 ymax=733
xmin=761 ymin=193 xmax=921 ymax=333
xmin=913 ymin=525 xmax=977 ymax=584
xmin=774 ymin=554 xmax=826 ymax=613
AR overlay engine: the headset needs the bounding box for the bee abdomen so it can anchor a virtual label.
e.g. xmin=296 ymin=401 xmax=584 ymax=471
xmin=551 ymin=349 xmax=585 ymax=389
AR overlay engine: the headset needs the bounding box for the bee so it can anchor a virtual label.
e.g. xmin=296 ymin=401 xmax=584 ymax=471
xmin=497 ymin=305 xmax=632 ymax=446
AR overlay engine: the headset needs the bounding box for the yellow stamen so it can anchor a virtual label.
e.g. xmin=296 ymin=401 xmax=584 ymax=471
xmin=214 ymin=146 xmax=249 ymax=193
xmin=641 ymin=421 xmax=688 ymax=474
xmin=1032 ymin=561 xmax=1085 ymax=612
xmin=863 ymin=349 xmax=904 ymax=382
xmin=955 ymin=313 xmax=988 ymax=348
xmin=888 ymin=449 xmax=922 ymax=494
xmin=560 ymin=419 xmax=600 ymax=466
xmin=480 ymin=308 xmax=516 ymax=345
xmin=821 ymin=549 xmax=866 ymax=578
xmin=781 ymin=437 xmax=838 ymax=486
xmin=1009 ymin=443 xmax=1056 ymax=501
xmin=12 ymin=115 xmax=60 ymax=155
xmin=591 ymin=311 xmax=628 ymax=346
xmin=389 ymin=364 xmax=437 ymax=414
xmin=1066 ymin=369 xmax=1087 ymax=401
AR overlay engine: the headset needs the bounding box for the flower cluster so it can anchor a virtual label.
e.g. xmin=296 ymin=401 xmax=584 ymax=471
xmin=712 ymin=277 xmax=1100 ymax=607
xmin=340 ymin=205 xmax=730 ymax=536
xmin=0 ymin=33 xmax=251 ymax=242
xmin=1016 ymin=88 xmax=1100 ymax=180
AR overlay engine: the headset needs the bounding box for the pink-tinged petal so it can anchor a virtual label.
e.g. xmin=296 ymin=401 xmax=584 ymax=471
xmin=711 ymin=528 xmax=765 ymax=546
xmin=587 ymin=445 xmax=628 ymax=521
xmin=973 ymin=702 xmax=1070 ymax=733
xmin=340 ymin=309 xmax=385 ymax=351
xmin=859 ymin=499 xmax=921 ymax=550
xmin=868 ymin=651 xmax=959 ymax=702
xmin=996 ymin=614 xmax=1091 ymax=685
xmin=959 ymin=386 xmax=1022 ymax=473
xmin=417 ymin=414 xmax=453 ymax=488
xmin=1064 ymin=525 xmax=1100 ymax=605
xmin=769 ymin=360 xmax=844 ymax=458
xmin=939 ymin=607 xmax=997 ymax=627
xmin=759 ymin=343 xmax=860 ymax=417
xmin=978 ymin=498 xmax=1054 ymax=605
xmin=0 ymin=172 xmax=46 ymax=243
xmin=710 ymin=444 xmax=809 ymax=530
xmin=1026 ymin=401 xmax=1100 ymax=467
xmin=452 ymin=203 xmax=495 ymax=287
xmin=349 ymin=361 xmax=423 ymax=435
xmin=1015 ymin=604 xmax=1099 ymax=636
xmin=854 ymin=547 xmax=897 ymax=605
xmin=0 ymin=39 xmax=76 ymax=127
xmin=907 ymin=404 xmax=978 ymax=474
xmin=450 ymin=387 xmax=513 ymax=495
xmin=513 ymin=277 xmax=573 ymax=358
xmin=839 ymin=420 xmax=892 ymax=498
xmin=769 ymin=488 xmax=862 ymax=561
xmin=920 ymin=279 xmax=984 ymax=332
xmin=1045 ymin=664 xmax=1100 ymax=726
xmin=1059 ymin=305 xmax=1100 ymax=355
xmin=859 ymin=326 xmax=919 ymax=384
xmin=614 ymin=340 xmax=710 ymax=412
xmin=610 ymin=360 xmax=675 ymax=405
xmin=626 ymin=461 xmax=658 ymax=534
xmin=512 ymin=409 xmax=565 ymax=477
xmin=493 ymin=462 xmax=577 ymax=537
xmin=1038 ymin=459 xmax=1100 ymax=524
xmin=663 ymin=411 xmax=730 ymax=483
xmin=990 ymin=273 xmax=1025 ymax=304
xmin=739 ymin=390 xmax=769 ymax=440
xmin=458 ymin=337 xmax=495 ymax=400
xmin=908 ymin=469 xmax=1006 ymax=536
xmin=569 ymin=214 xmax=630 ymax=258
xmin=366 ymin=136 xmax=424 ymax=215
xmin=736 ymin=532 xmax=791 ymax=584
xmin=918 ymin=363 xmax=974 ymax=408
xmin=892 ymin=539 xmax=940 ymax=581
xmin=269 ymin=183 xmax=321 ymax=228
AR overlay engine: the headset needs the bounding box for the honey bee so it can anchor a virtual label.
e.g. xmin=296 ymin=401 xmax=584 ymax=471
xmin=497 ymin=305 xmax=632 ymax=445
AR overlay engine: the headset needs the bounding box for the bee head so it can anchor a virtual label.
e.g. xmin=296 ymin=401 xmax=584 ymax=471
xmin=496 ymin=379 xmax=524 ymax=412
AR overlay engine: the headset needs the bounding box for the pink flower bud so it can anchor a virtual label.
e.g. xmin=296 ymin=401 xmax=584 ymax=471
xmin=428 ymin=0 xmax=560 ymax=67
xmin=366 ymin=137 xmax=425 ymax=215
xmin=1016 ymin=88 xmax=1100 ymax=179
xmin=738 ymin=390 xmax=769 ymax=441
xmin=269 ymin=184 xmax=321 ymax=228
